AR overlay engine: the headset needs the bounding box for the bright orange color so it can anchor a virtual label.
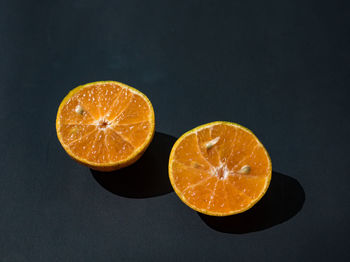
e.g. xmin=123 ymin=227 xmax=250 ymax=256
xmin=56 ymin=81 xmax=155 ymax=171
xmin=168 ymin=122 xmax=272 ymax=216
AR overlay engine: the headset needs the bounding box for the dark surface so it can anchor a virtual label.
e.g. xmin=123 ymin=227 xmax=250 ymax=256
xmin=0 ymin=0 xmax=349 ymax=261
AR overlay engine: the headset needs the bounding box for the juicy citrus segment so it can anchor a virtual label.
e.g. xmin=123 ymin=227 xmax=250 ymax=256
xmin=56 ymin=81 xmax=155 ymax=171
xmin=59 ymin=96 xmax=96 ymax=125
xmin=169 ymin=121 xmax=272 ymax=216
xmin=170 ymin=161 xmax=212 ymax=192
xmin=224 ymin=180 xmax=253 ymax=211
xmin=172 ymin=133 xmax=213 ymax=171
xmin=182 ymin=176 xmax=218 ymax=212
xmin=111 ymin=121 xmax=152 ymax=148
xmin=115 ymin=95 xmax=152 ymax=124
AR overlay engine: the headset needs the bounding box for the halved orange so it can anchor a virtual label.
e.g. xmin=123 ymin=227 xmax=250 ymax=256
xmin=168 ymin=121 xmax=272 ymax=216
xmin=56 ymin=81 xmax=155 ymax=171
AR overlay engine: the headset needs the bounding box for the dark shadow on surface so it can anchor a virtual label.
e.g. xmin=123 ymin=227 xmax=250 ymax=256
xmin=199 ymin=172 xmax=305 ymax=234
xmin=91 ymin=132 xmax=176 ymax=198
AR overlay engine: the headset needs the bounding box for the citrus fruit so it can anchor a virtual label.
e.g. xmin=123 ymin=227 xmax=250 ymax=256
xmin=168 ymin=121 xmax=272 ymax=216
xmin=56 ymin=81 xmax=155 ymax=171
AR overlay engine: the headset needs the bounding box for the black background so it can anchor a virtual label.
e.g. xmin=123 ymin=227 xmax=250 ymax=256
xmin=1 ymin=0 xmax=349 ymax=261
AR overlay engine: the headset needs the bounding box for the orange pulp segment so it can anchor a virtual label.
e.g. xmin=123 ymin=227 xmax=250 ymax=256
xmin=56 ymin=81 xmax=155 ymax=171
xmin=168 ymin=121 xmax=272 ymax=216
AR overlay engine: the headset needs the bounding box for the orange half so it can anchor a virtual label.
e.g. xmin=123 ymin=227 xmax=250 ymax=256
xmin=56 ymin=81 xmax=155 ymax=171
xmin=168 ymin=121 xmax=272 ymax=216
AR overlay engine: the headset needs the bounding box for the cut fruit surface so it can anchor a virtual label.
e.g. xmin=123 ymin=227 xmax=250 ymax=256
xmin=168 ymin=121 xmax=272 ymax=216
xmin=56 ymin=81 xmax=155 ymax=171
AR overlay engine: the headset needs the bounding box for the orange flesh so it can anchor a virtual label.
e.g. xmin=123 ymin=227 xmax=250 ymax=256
xmin=169 ymin=122 xmax=272 ymax=216
xmin=56 ymin=82 xmax=154 ymax=168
